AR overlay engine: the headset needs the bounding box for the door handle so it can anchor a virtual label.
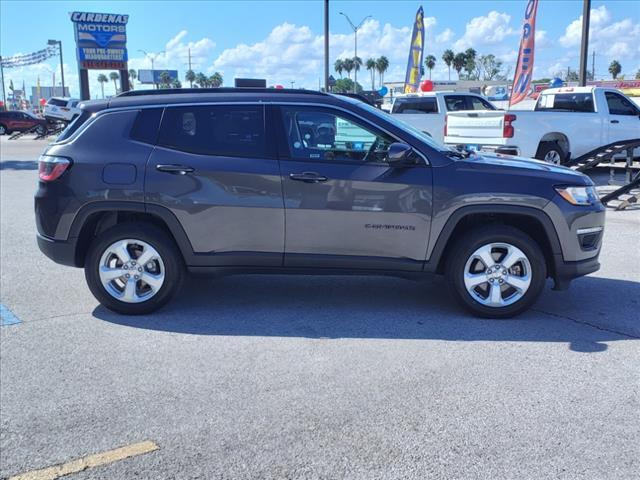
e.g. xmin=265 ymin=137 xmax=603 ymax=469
xmin=610 ymin=120 xmax=620 ymax=124
xmin=289 ymin=172 xmax=328 ymax=183
xmin=156 ymin=164 xmax=195 ymax=175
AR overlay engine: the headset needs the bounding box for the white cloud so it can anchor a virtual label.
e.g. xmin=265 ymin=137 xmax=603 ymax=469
xmin=435 ymin=28 xmax=454 ymax=44
xmin=453 ymin=11 xmax=516 ymax=50
xmin=535 ymin=30 xmax=551 ymax=48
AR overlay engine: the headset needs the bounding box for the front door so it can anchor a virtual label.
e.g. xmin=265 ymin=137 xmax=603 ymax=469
xmin=276 ymin=105 xmax=432 ymax=270
xmin=145 ymin=104 xmax=284 ymax=266
xmin=604 ymin=91 xmax=640 ymax=143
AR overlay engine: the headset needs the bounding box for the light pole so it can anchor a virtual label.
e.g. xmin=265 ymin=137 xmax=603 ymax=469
xmin=138 ymin=49 xmax=165 ymax=89
xmin=290 ymin=80 xmax=295 ymax=89
xmin=47 ymin=40 xmax=65 ymax=97
xmin=339 ymin=12 xmax=371 ymax=93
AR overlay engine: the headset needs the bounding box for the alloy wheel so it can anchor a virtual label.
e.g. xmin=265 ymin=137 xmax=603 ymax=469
xmin=98 ymin=239 xmax=165 ymax=303
xmin=463 ymin=242 xmax=532 ymax=308
xmin=544 ymin=150 xmax=562 ymax=164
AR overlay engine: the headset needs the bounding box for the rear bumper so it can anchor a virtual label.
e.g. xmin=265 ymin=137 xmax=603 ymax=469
xmin=37 ymin=233 xmax=78 ymax=267
xmin=552 ymin=254 xmax=600 ymax=290
xmin=445 ymin=140 xmax=520 ymax=156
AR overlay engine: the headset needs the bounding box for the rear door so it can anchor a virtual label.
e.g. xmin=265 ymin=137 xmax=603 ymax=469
xmin=276 ymin=105 xmax=432 ymax=270
xmin=604 ymin=91 xmax=640 ymax=142
xmin=145 ymin=104 xmax=285 ymax=266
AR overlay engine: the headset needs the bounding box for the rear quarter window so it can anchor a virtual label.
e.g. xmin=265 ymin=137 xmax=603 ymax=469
xmin=55 ymin=111 xmax=92 ymax=142
xmin=47 ymin=98 xmax=67 ymax=107
xmin=130 ymin=108 xmax=163 ymax=144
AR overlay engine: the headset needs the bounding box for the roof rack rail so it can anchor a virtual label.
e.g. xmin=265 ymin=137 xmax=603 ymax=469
xmin=117 ymin=87 xmax=328 ymax=98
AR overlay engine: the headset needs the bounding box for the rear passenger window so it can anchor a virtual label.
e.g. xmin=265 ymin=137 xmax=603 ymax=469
xmin=444 ymin=96 xmax=469 ymax=111
xmin=130 ymin=108 xmax=163 ymax=144
xmin=158 ymin=105 xmax=266 ymax=157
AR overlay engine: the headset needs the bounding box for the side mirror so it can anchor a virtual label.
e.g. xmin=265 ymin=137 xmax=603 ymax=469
xmin=387 ymin=142 xmax=418 ymax=166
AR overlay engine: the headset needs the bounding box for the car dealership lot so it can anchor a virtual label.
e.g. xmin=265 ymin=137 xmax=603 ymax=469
xmin=1 ymin=136 xmax=638 ymax=479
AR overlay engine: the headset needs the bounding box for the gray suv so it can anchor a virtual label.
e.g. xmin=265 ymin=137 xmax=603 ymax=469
xmin=35 ymin=88 xmax=605 ymax=317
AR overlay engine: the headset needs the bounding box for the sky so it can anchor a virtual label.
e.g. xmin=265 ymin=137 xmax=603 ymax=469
xmin=1 ymin=0 xmax=639 ymax=99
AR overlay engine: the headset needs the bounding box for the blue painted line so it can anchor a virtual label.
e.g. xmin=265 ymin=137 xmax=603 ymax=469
xmin=0 ymin=304 xmax=21 ymax=326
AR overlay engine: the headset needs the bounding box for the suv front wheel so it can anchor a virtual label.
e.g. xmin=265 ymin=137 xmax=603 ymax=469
xmin=85 ymin=223 xmax=184 ymax=315
xmin=446 ymin=225 xmax=546 ymax=318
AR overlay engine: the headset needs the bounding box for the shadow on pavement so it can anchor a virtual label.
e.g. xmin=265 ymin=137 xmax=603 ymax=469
xmin=0 ymin=160 xmax=38 ymax=170
xmin=93 ymin=273 xmax=639 ymax=353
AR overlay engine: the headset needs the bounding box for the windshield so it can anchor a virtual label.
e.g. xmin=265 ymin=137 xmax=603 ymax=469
xmin=339 ymin=96 xmax=450 ymax=152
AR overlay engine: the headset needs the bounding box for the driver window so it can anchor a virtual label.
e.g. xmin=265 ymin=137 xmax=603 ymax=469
xmin=605 ymin=92 xmax=638 ymax=116
xmin=281 ymin=107 xmax=395 ymax=164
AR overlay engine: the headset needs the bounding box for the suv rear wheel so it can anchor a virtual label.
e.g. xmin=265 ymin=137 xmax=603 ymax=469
xmin=85 ymin=223 xmax=184 ymax=315
xmin=445 ymin=225 xmax=546 ymax=318
xmin=0 ymin=124 xmax=8 ymax=135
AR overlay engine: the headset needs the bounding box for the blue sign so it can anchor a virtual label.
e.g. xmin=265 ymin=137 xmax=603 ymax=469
xmin=71 ymin=11 xmax=128 ymax=70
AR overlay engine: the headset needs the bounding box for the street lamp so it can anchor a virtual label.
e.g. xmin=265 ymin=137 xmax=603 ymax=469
xmin=47 ymin=40 xmax=65 ymax=97
xmin=339 ymin=12 xmax=371 ymax=93
xmin=138 ymin=49 xmax=165 ymax=89
xmin=290 ymin=80 xmax=295 ymax=89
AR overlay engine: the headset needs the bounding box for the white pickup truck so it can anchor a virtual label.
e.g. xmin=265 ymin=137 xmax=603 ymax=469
xmin=444 ymin=86 xmax=640 ymax=163
xmin=389 ymin=91 xmax=497 ymax=143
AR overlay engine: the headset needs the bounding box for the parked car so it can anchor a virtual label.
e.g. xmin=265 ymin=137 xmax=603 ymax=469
xmin=43 ymin=97 xmax=81 ymax=123
xmin=0 ymin=110 xmax=47 ymax=135
xmin=390 ymin=91 xmax=498 ymax=143
xmin=444 ymin=87 xmax=640 ymax=163
xmin=35 ymin=88 xmax=605 ymax=317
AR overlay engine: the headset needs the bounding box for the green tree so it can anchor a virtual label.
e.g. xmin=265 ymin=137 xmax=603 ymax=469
xmin=424 ymin=55 xmax=436 ymax=80
xmin=464 ymin=48 xmax=477 ymax=79
xmin=365 ymin=58 xmax=377 ymax=90
xmin=453 ymin=53 xmax=466 ymax=79
xmin=635 ymin=69 xmax=640 ymax=80
xmin=334 ymin=59 xmax=344 ymax=78
xmin=478 ymin=54 xmax=503 ymax=80
xmin=171 ymin=78 xmax=182 ymax=89
xmin=209 ymin=72 xmax=223 ymax=87
xmin=128 ymin=69 xmax=137 ymax=90
xmin=442 ymin=49 xmax=454 ymax=80
xmin=343 ymin=58 xmax=354 ymax=79
xmin=97 ymin=73 xmax=108 ymax=99
xmin=195 ymin=72 xmax=209 ymax=88
xmin=185 ymin=69 xmax=196 ymax=88
xmin=159 ymin=71 xmax=171 ymax=88
xmin=109 ymin=71 xmax=119 ymax=94
xmin=333 ymin=78 xmax=363 ymax=94
xmin=608 ymin=60 xmax=622 ymax=79
xmin=376 ymin=56 xmax=389 ymax=86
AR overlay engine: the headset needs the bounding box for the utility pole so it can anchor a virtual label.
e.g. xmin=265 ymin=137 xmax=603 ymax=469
xmin=339 ymin=12 xmax=371 ymax=93
xmin=48 ymin=40 xmax=65 ymax=96
xmin=0 ymin=57 xmax=6 ymax=106
xmin=324 ymin=0 xmax=329 ymax=92
xmin=591 ymin=50 xmax=595 ymax=80
xmin=578 ymin=0 xmax=591 ymax=86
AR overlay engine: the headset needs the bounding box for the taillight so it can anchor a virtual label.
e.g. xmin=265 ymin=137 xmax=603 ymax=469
xmin=503 ymin=114 xmax=517 ymax=138
xmin=444 ymin=115 xmax=448 ymax=136
xmin=38 ymin=155 xmax=71 ymax=182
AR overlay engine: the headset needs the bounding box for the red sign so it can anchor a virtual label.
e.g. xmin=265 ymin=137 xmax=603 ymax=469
xmin=510 ymin=0 xmax=539 ymax=107
xmin=80 ymin=60 xmax=127 ymax=70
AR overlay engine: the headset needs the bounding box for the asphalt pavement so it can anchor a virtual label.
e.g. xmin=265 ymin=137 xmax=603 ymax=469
xmin=1 ymin=136 xmax=639 ymax=479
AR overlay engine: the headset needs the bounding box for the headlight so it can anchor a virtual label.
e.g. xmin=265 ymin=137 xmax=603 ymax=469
xmin=555 ymin=186 xmax=599 ymax=206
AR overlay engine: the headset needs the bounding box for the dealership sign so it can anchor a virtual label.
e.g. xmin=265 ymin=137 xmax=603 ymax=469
xmin=71 ymin=11 xmax=128 ymax=70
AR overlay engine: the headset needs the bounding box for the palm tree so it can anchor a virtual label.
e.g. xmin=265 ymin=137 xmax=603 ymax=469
xmin=464 ymin=48 xmax=477 ymax=79
xmin=185 ymin=69 xmax=196 ymax=88
xmin=210 ymin=72 xmax=223 ymax=87
xmin=609 ymin=60 xmax=622 ymax=79
xmin=353 ymin=56 xmax=363 ymax=75
xmin=366 ymin=58 xmax=377 ymax=90
xmin=442 ymin=49 xmax=454 ymax=80
xmin=97 ymin=74 xmax=108 ymax=99
xmin=159 ymin=71 xmax=171 ymax=88
xmin=343 ymin=58 xmax=354 ymax=79
xmin=109 ymin=71 xmax=119 ymax=95
xmin=128 ymin=69 xmax=137 ymax=90
xmin=171 ymin=78 xmax=182 ymax=89
xmin=376 ymin=56 xmax=389 ymax=87
xmin=195 ymin=72 xmax=208 ymax=88
xmin=424 ymin=55 xmax=436 ymax=80
xmin=453 ymin=53 xmax=466 ymax=79
xmin=334 ymin=59 xmax=344 ymax=78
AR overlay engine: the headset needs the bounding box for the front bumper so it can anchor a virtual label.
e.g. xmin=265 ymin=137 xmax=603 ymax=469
xmin=552 ymin=254 xmax=601 ymax=290
xmin=37 ymin=233 xmax=78 ymax=267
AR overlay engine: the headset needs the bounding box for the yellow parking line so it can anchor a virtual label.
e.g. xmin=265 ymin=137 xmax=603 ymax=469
xmin=9 ymin=440 xmax=159 ymax=480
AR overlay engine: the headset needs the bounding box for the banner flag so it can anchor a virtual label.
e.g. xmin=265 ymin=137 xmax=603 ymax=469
xmin=0 ymin=46 xmax=57 ymax=69
xmin=404 ymin=6 xmax=425 ymax=94
xmin=510 ymin=0 xmax=539 ymax=106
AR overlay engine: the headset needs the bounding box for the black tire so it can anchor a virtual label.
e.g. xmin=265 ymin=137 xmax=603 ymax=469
xmin=445 ymin=225 xmax=547 ymax=319
xmin=85 ymin=222 xmax=184 ymax=315
xmin=535 ymin=141 xmax=566 ymax=164
xmin=0 ymin=124 xmax=7 ymax=135
xmin=34 ymin=125 xmax=46 ymax=136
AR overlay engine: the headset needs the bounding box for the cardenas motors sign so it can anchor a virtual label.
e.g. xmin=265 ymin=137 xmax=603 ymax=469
xmin=71 ymin=11 xmax=129 ymax=70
